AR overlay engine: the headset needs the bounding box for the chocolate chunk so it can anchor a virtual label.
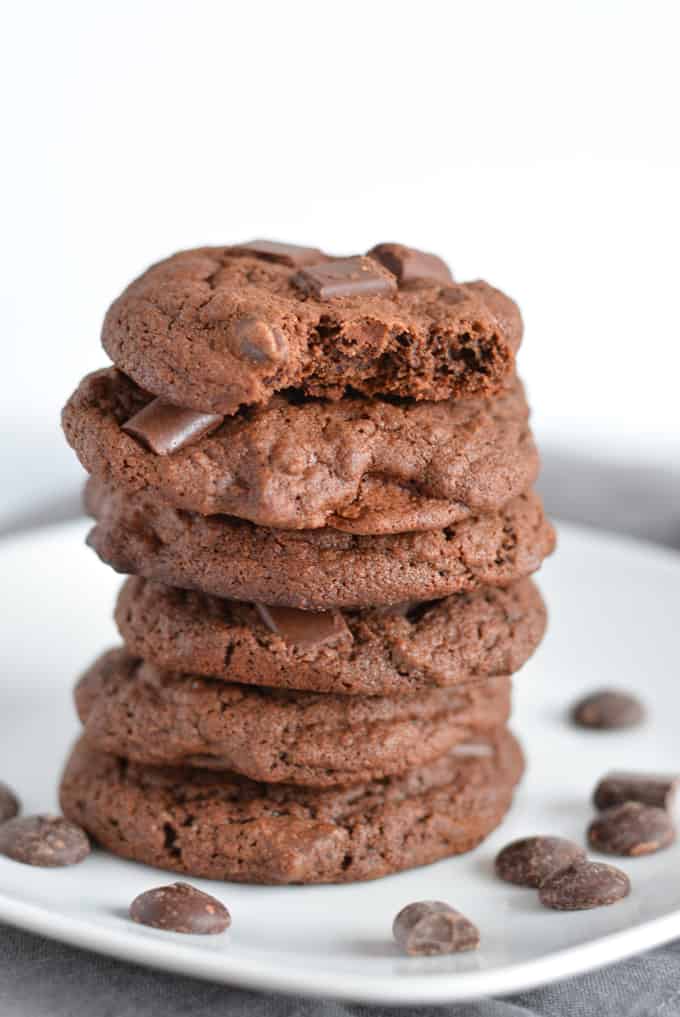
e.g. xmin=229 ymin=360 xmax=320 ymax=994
xmin=231 ymin=239 xmax=326 ymax=267
xmin=571 ymin=689 xmax=645 ymax=730
xmin=255 ymin=603 xmax=349 ymax=649
xmin=228 ymin=316 xmax=287 ymax=364
xmin=0 ymin=815 xmax=90 ymax=867
xmin=368 ymin=243 xmax=453 ymax=285
xmin=393 ymin=901 xmax=479 ymax=956
xmin=588 ymin=802 xmax=675 ymax=856
xmin=495 ymin=836 xmax=586 ymax=888
xmin=539 ymin=861 xmax=631 ymax=911
xmin=130 ymin=882 xmax=231 ymax=934
xmin=122 ymin=399 xmax=224 ymax=456
xmin=593 ymin=771 xmax=679 ymax=811
xmin=292 ymin=256 xmax=397 ymax=300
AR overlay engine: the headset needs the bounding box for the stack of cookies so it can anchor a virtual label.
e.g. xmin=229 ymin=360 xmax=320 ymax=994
xmin=60 ymin=240 xmax=555 ymax=884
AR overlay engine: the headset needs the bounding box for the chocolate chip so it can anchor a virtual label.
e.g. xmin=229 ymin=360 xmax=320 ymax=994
xmin=539 ymin=861 xmax=631 ymax=911
xmin=368 ymin=243 xmax=453 ymax=285
xmin=571 ymin=689 xmax=645 ymax=730
xmin=231 ymin=239 xmax=326 ymax=267
xmin=0 ymin=782 xmax=20 ymax=823
xmin=588 ymin=802 xmax=675 ymax=856
xmin=593 ymin=771 xmax=679 ymax=811
xmin=292 ymin=256 xmax=397 ymax=300
xmin=122 ymin=399 xmax=224 ymax=456
xmin=392 ymin=901 xmax=479 ymax=956
xmin=130 ymin=882 xmax=231 ymax=935
xmin=228 ymin=316 xmax=287 ymax=364
xmin=495 ymin=836 xmax=586 ymax=888
xmin=255 ymin=603 xmax=349 ymax=649
xmin=0 ymin=815 xmax=90 ymax=867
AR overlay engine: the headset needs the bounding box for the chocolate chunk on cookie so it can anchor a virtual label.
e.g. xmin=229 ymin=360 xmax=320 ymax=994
xmin=0 ymin=815 xmax=90 ymax=867
xmin=115 ymin=577 xmax=546 ymax=695
xmin=85 ymin=478 xmax=555 ymax=609
xmin=74 ymin=648 xmax=512 ymax=786
xmin=130 ymin=882 xmax=231 ymax=934
xmin=369 ymin=244 xmax=453 ymax=286
xmin=60 ymin=728 xmax=524 ymax=884
xmin=63 ymin=368 xmax=539 ymax=530
xmin=101 ymin=243 xmax=522 ymax=414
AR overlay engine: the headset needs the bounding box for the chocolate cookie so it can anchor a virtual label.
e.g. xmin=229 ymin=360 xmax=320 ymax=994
xmin=63 ymin=369 xmax=539 ymax=532
xmin=85 ymin=479 xmax=555 ymax=609
xmin=59 ymin=728 xmax=524 ymax=884
xmin=101 ymin=243 xmax=522 ymax=414
xmin=74 ymin=648 xmax=512 ymax=786
xmin=116 ymin=577 xmax=546 ymax=695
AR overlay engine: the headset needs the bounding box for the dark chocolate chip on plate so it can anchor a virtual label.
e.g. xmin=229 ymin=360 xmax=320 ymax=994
xmin=495 ymin=836 xmax=586 ymax=888
xmin=292 ymin=256 xmax=397 ymax=300
xmin=571 ymin=689 xmax=645 ymax=730
xmin=392 ymin=901 xmax=479 ymax=956
xmin=122 ymin=399 xmax=224 ymax=456
xmin=588 ymin=801 xmax=675 ymax=856
xmin=0 ymin=782 xmax=20 ymax=823
xmin=0 ymin=815 xmax=90 ymax=867
xmin=130 ymin=882 xmax=231 ymax=934
xmin=539 ymin=861 xmax=631 ymax=911
xmin=593 ymin=770 xmax=679 ymax=811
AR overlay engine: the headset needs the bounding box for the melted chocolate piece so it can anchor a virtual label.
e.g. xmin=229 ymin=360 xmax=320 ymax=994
xmin=232 ymin=239 xmax=325 ymax=267
xmin=122 ymin=399 xmax=224 ymax=456
xmin=292 ymin=256 xmax=397 ymax=299
xmin=368 ymin=243 xmax=453 ymax=285
xmin=255 ymin=604 xmax=349 ymax=649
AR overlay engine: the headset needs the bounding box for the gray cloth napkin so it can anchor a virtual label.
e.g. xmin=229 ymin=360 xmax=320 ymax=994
xmin=1 ymin=449 xmax=679 ymax=1015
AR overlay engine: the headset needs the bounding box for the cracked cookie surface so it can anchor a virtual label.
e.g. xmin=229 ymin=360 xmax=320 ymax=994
xmin=60 ymin=728 xmax=524 ymax=883
xmin=85 ymin=478 xmax=556 ymax=609
xmin=74 ymin=648 xmax=511 ymax=786
xmin=115 ymin=577 xmax=546 ymax=695
xmin=101 ymin=244 xmax=522 ymax=414
xmin=63 ymin=368 xmax=538 ymax=530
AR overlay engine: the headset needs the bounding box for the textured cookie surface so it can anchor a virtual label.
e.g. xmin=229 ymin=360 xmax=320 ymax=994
xmin=63 ymin=369 xmax=538 ymax=531
xmin=116 ymin=577 xmax=546 ymax=695
xmin=101 ymin=244 xmax=522 ymax=414
xmin=86 ymin=479 xmax=555 ymax=609
xmin=60 ymin=729 xmax=524 ymax=884
xmin=74 ymin=648 xmax=512 ymax=786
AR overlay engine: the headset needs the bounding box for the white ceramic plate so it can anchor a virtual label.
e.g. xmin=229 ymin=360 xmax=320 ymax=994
xmin=0 ymin=519 xmax=679 ymax=1004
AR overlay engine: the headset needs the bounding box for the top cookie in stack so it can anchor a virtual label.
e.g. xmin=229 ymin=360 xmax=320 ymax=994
xmin=59 ymin=240 xmax=555 ymax=885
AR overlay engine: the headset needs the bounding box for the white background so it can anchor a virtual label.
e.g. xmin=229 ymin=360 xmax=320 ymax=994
xmin=1 ymin=1 xmax=678 ymax=527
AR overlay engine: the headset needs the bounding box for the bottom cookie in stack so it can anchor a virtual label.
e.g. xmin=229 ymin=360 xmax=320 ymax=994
xmin=59 ymin=636 xmax=525 ymax=884
xmin=60 ymin=728 xmax=524 ymax=885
